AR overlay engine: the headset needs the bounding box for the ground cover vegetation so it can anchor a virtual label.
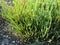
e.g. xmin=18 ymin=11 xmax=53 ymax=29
xmin=0 ymin=0 xmax=60 ymax=45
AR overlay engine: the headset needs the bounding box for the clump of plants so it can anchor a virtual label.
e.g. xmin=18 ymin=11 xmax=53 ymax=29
xmin=1 ymin=0 xmax=60 ymax=44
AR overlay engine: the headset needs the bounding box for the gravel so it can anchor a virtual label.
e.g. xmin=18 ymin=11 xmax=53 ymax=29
xmin=0 ymin=17 xmax=21 ymax=45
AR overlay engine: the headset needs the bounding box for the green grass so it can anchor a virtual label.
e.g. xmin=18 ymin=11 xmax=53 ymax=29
xmin=1 ymin=0 xmax=60 ymax=44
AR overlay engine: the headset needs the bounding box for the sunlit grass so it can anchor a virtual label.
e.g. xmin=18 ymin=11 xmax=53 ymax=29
xmin=1 ymin=0 xmax=60 ymax=44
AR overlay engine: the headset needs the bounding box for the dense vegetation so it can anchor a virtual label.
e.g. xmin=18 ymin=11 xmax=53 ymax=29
xmin=0 ymin=0 xmax=60 ymax=45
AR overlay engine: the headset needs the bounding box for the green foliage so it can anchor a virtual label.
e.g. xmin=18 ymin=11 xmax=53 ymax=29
xmin=28 ymin=42 xmax=45 ymax=45
xmin=1 ymin=0 xmax=60 ymax=44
